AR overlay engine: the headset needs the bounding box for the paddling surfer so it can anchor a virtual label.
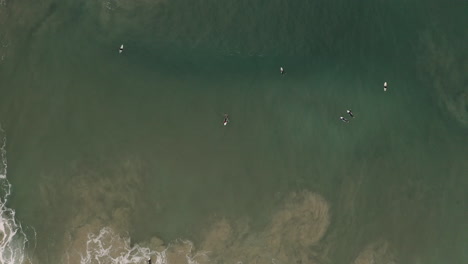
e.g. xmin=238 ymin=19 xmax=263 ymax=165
xmin=340 ymin=116 xmax=349 ymax=123
xmin=223 ymin=114 xmax=229 ymax=126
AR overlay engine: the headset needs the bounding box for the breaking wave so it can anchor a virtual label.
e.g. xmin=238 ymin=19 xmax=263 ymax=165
xmin=80 ymin=227 xmax=156 ymax=264
xmin=0 ymin=125 xmax=35 ymax=264
xmin=79 ymin=227 xmax=209 ymax=264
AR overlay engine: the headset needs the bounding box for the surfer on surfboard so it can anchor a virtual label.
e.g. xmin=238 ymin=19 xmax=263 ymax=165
xmin=119 ymin=44 xmax=124 ymax=54
xmin=280 ymin=67 xmax=285 ymax=75
xmin=346 ymin=110 xmax=354 ymax=118
xmin=223 ymin=114 xmax=229 ymax=126
xmin=384 ymin=81 xmax=388 ymax=91
xmin=340 ymin=116 xmax=349 ymax=123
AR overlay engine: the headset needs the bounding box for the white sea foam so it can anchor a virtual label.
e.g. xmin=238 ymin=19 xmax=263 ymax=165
xmin=80 ymin=227 xmax=161 ymax=264
xmin=0 ymin=126 xmax=34 ymax=264
xmin=79 ymin=227 xmax=213 ymax=264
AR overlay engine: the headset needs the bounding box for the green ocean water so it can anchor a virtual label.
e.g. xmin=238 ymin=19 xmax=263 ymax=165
xmin=0 ymin=0 xmax=467 ymax=263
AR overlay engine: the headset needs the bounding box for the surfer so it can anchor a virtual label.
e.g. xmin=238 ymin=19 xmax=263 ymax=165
xmin=223 ymin=114 xmax=229 ymax=126
xmin=280 ymin=67 xmax=285 ymax=75
xmin=346 ymin=109 xmax=354 ymax=118
xmin=148 ymin=258 xmax=151 ymax=264
xmin=384 ymin=81 xmax=388 ymax=91
xmin=340 ymin=116 xmax=349 ymax=123
xmin=119 ymin=44 xmax=124 ymax=54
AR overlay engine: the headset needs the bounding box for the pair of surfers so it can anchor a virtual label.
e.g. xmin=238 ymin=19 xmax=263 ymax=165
xmin=340 ymin=110 xmax=354 ymax=123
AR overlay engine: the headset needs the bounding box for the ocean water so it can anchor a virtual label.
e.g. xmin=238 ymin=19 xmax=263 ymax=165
xmin=0 ymin=0 xmax=467 ymax=263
